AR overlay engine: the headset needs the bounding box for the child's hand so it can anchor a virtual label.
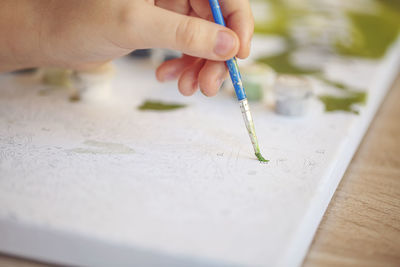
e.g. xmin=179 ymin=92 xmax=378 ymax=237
xmin=1 ymin=0 xmax=253 ymax=96
xmin=153 ymin=0 xmax=254 ymax=97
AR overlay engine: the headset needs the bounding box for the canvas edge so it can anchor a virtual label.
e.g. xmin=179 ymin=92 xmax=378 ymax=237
xmin=279 ymin=37 xmax=400 ymax=267
xmin=0 ymin=218 xmax=237 ymax=267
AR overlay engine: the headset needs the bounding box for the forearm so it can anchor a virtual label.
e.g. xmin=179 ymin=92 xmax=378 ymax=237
xmin=0 ymin=0 xmax=47 ymax=72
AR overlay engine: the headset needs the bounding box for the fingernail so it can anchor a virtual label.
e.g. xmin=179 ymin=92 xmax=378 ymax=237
xmin=214 ymin=31 xmax=236 ymax=57
xmin=163 ymin=73 xmax=177 ymax=81
xmin=162 ymin=67 xmax=178 ymax=81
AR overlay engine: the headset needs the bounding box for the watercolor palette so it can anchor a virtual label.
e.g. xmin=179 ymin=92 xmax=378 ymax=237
xmin=1 ymin=1 xmax=400 ymax=266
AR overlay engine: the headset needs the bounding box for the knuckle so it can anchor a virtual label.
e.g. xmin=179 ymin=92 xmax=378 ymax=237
xmin=113 ymin=2 xmax=144 ymax=48
xmin=176 ymin=18 xmax=200 ymax=49
xmin=118 ymin=3 xmax=140 ymax=27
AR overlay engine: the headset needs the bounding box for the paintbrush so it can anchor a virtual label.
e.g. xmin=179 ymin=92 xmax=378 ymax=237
xmin=208 ymin=0 xmax=267 ymax=162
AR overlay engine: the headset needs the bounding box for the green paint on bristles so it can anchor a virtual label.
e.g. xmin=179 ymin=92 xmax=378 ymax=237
xmin=138 ymin=100 xmax=186 ymax=111
xmin=255 ymin=152 xmax=269 ymax=163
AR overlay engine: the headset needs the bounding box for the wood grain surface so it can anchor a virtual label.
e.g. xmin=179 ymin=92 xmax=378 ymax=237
xmin=0 ymin=75 xmax=399 ymax=267
xmin=303 ymin=74 xmax=400 ymax=266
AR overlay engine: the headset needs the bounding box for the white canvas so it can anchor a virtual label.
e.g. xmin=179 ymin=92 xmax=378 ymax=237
xmin=0 ymin=36 xmax=399 ymax=266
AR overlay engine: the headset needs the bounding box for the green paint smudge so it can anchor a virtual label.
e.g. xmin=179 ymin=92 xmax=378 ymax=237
xmin=138 ymin=100 xmax=186 ymax=111
xmin=257 ymin=51 xmax=319 ymax=75
xmin=319 ymin=92 xmax=367 ymax=114
xmin=380 ymin=0 xmax=400 ymax=11
xmin=336 ymin=8 xmax=400 ymax=58
xmin=315 ymin=75 xmax=368 ymax=114
xmin=41 ymin=69 xmax=73 ymax=87
xmin=314 ymin=75 xmax=368 ymax=114
xmin=254 ymin=0 xmax=291 ymax=37
xmin=255 ymin=152 xmax=269 ymax=163
xmin=315 ymin=75 xmax=350 ymax=90
xmin=253 ymin=1 xmax=400 ymax=60
xmin=69 ymin=140 xmax=135 ymax=154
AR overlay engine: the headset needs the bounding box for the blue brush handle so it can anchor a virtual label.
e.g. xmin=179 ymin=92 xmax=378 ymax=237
xmin=208 ymin=0 xmax=247 ymax=101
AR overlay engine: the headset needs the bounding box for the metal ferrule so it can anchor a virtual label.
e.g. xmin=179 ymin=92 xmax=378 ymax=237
xmin=239 ymin=99 xmax=260 ymax=154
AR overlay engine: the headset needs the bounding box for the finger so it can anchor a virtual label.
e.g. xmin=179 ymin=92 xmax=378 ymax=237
xmin=190 ymin=0 xmax=254 ymax=58
xmin=225 ymin=5 xmax=254 ymax=58
xmin=198 ymin=60 xmax=228 ymax=97
xmin=155 ymin=55 xmax=197 ymax=82
xmin=178 ymin=59 xmax=205 ymax=96
xmin=189 ymin=0 xmax=213 ymax=20
xmin=126 ymin=4 xmax=239 ymax=61
xmin=155 ymin=0 xmax=190 ymax=15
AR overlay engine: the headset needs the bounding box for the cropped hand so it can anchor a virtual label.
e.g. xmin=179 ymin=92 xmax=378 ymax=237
xmin=1 ymin=0 xmax=254 ymax=96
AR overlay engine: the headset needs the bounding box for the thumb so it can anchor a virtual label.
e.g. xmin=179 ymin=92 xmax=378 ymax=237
xmin=127 ymin=4 xmax=240 ymax=61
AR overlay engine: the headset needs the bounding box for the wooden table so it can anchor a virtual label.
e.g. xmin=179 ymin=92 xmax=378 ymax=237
xmin=303 ymin=74 xmax=400 ymax=266
xmin=1 ymin=76 xmax=399 ymax=267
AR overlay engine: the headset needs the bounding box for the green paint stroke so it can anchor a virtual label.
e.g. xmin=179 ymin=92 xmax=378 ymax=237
xmin=315 ymin=75 xmax=350 ymax=90
xmin=138 ymin=100 xmax=186 ymax=111
xmin=319 ymin=92 xmax=367 ymax=114
xmin=255 ymin=152 xmax=269 ymax=163
xmin=70 ymin=140 xmax=135 ymax=154
xmin=316 ymin=75 xmax=368 ymax=114
xmin=336 ymin=6 xmax=400 ymax=59
xmin=254 ymin=0 xmax=291 ymax=37
xmin=257 ymin=51 xmax=320 ymax=75
xmin=42 ymin=69 xmax=73 ymax=87
xmin=380 ymin=0 xmax=400 ymax=11
xmin=254 ymin=0 xmax=400 ymax=60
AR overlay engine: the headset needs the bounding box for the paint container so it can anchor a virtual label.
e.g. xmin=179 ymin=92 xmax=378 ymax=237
xmin=72 ymin=63 xmax=115 ymax=103
xmin=274 ymin=75 xmax=313 ymax=116
xmin=36 ymin=68 xmax=74 ymax=98
xmin=222 ymin=62 xmax=276 ymax=104
xmin=151 ymin=49 xmax=182 ymax=67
